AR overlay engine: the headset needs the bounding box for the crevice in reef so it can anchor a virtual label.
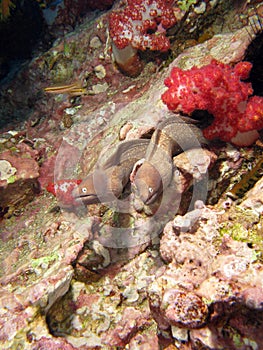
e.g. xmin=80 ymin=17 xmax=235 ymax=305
xmin=244 ymin=18 xmax=263 ymax=96
xmin=46 ymin=288 xmax=75 ymax=338
xmin=208 ymin=301 xmax=263 ymax=349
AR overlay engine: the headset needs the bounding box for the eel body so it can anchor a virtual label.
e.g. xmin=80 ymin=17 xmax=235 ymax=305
xmin=72 ymin=138 xmax=150 ymax=204
xmin=132 ymin=116 xmax=208 ymax=205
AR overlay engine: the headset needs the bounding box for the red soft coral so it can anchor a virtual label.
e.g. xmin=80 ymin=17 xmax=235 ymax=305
xmin=161 ymin=60 xmax=263 ymax=145
xmin=109 ymin=0 xmax=176 ymax=51
xmin=47 ymin=179 xmax=82 ymax=207
xmin=109 ymin=0 xmax=177 ymax=76
xmin=241 ymin=96 xmax=263 ymax=131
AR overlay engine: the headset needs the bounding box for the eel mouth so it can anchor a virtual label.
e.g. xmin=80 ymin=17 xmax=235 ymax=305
xmin=71 ymin=187 xmax=100 ymax=205
xmin=144 ymin=191 xmax=161 ymax=206
xmin=75 ymin=195 xmax=99 ymax=205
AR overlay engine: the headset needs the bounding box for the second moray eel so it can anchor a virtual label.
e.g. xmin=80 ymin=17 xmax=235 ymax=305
xmin=72 ymin=138 xmax=150 ymax=204
xmin=131 ymin=115 xmax=208 ymax=205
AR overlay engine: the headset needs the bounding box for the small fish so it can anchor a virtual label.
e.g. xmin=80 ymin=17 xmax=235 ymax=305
xmin=44 ymin=82 xmax=87 ymax=96
xmin=227 ymin=157 xmax=263 ymax=200
xmin=47 ymin=179 xmax=82 ymax=207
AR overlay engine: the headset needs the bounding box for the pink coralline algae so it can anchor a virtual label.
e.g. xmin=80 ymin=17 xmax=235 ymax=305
xmin=162 ymin=60 xmax=263 ymax=146
xmin=109 ymin=0 xmax=177 ymax=76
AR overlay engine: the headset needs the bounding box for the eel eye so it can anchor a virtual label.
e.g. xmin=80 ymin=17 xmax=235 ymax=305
xmin=82 ymin=187 xmax=87 ymax=193
xmin=149 ymin=187 xmax=153 ymax=194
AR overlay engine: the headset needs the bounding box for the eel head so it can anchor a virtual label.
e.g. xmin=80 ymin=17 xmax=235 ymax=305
xmin=132 ymin=161 xmax=163 ymax=205
xmin=72 ymin=167 xmax=125 ymax=204
xmin=72 ymin=169 xmax=110 ymax=204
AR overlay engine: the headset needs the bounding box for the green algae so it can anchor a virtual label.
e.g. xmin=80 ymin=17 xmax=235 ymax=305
xmin=177 ymin=0 xmax=197 ymax=12
xmin=231 ymin=327 xmax=258 ymax=350
xmin=31 ymin=252 xmax=60 ymax=269
xmin=219 ymin=207 xmax=263 ymax=258
xmin=6 ymin=174 xmax=16 ymax=184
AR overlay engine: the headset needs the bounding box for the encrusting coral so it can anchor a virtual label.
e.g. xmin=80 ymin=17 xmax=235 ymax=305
xmin=162 ymin=60 xmax=263 ymax=146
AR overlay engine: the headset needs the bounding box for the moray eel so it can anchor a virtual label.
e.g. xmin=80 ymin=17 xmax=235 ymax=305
xmin=72 ymin=138 xmax=150 ymax=204
xmin=131 ymin=116 xmax=208 ymax=205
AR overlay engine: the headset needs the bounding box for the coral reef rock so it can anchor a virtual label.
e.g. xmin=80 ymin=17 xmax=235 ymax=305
xmin=0 ymin=1 xmax=263 ymax=349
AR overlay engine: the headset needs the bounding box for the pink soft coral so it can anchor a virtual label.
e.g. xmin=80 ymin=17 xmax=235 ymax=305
xmin=109 ymin=0 xmax=177 ymax=76
xmin=109 ymin=0 xmax=176 ymax=51
xmin=161 ymin=60 xmax=263 ymax=146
